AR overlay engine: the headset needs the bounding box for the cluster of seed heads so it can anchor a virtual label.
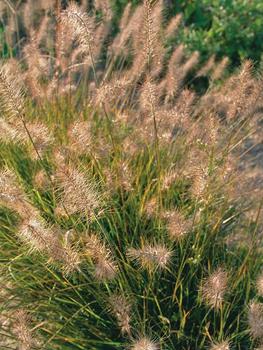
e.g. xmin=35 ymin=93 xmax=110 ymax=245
xmin=0 ymin=0 xmax=262 ymax=349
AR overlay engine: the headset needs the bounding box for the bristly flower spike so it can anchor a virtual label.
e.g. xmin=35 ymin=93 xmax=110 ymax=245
xmin=127 ymin=243 xmax=172 ymax=271
xmin=201 ymin=268 xmax=228 ymax=309
xmin=163 ymin=210 xmax=191 ymax=241
xmin=60 ymin=3 xmax=97 ymax=84
xmin=209 ymin=340 xmax=230 ymax=350
xmin=143 ymin=0 xmax=156 ymax=67
xmin=12 ymin=310 xmax=36 ymax=350
xmin=248 ymin=301 xmax=263 ymax=339
xmin=85 ymin=233 xmax=117 ymax=281
xmin=60 ymin=3 xmax=94 ymax=54
xmin=256 ymin=272 xmax=263 ymax=296
xmin=0 ymin=64 xmax=25 ymax=120
xmin=108 ymin=294 xmax=131 ymax=335
xmin=56 ymin=165 xmax=104 ymax=219
xmin=18 ymin=215 xmax=80 ymax=275
xmin=130 ymin=337 xmax=159 ymax=350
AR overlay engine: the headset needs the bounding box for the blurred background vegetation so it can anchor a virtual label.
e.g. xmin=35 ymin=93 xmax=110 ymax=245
xmin=111 ymin=0 xmax=263 ymax=68
xmin=1 ymin=0 xmax=263 ymax=67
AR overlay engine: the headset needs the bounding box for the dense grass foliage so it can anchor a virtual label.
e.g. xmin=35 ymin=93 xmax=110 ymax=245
xmin=0 ymin=103 xmax=261 ymax=349
xmin=0 ymin=1 xmax=262 ymax=350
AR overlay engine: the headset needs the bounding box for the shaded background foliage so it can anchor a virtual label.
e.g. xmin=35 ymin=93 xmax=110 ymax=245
xmin=111 ymin=0 xmax=263 ymax=68
xmin=1 ymin=0 xmax=263 ymax=68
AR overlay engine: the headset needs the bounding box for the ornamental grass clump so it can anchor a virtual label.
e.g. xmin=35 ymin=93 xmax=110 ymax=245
xmin=0 ymin=0 xmax=262 ymax=349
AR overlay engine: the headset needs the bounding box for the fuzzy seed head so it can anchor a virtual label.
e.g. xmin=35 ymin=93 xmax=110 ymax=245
xmin=85 ymin=233 xmax=117 ymax=280
xmin=109 ymin=294 xmax=131 ymax=335
xmin=119 ymin=3 xmax=132 ymax=31
xmin=131 ymin=337 xmax=158 ymax=350
xmin=94 ymin=79 xmax=129 ymax=109
xmin=165 ymin=14 xmax=182 ymax=37
xmin=18 ymin=216 xmax=80 ymax=274
xmin=209 ymin=340 xmax=230 ymax=350
xmin=18 ymin=216 xmax=80 ymax=275
xmin=23 ymin=34 xmax=48 ymax=90
xmin=196 ymin=55 xmax=215 ymax=77
xmin=211 ymin=57 xmax=229 ymax=81
xmin=0 ymin=168 xmax=35 ymax=218
xmin=56 ymin=165 xmax=103 ymax=218
xmin=127 ymin=243 xmax=172 ymax=270
xmin=12 ymin=310 xmax=34 ymax=350
xmin=33 ymin=170 xmax=49 ymax=189
xmin=68 ymin=120 xmax=92 ymax=154
xmin=94 ymin=256 xmax=117 ymax=281
xmin=104 ymin=161 xmax=133 ymax=192
xmin=110 ymin=5 xmax=143 ymax=55
xmin=248 ymin=301 xmax=263 ymax=339
xmin=19 ymin=216 xmax=61 ymax=255
xmin=143 ymin=0 xmax=156 ymax=64
xmin=191 ymin=165 xmax=208 ymax=199
xmin=140 ymin=77 xmax=158 ymax=112
xmin=0 ymin=169 xmax=24 ymax=205
xmin=161 ymin=170 xmax=179 ymax=190
xmin=182 ymin=51 xmax=199 ymax=75
xmin=257 ymin=273 xmax=263 ymax=296
xmin=0 ymin=118 xmax=52 ymax=156
xmin=85 ymin=233 xmax=108 ymax=259
xmin=0 ymin=119 xmax=27 ymax=144
xmin=26 ymin=122 xmax=53 ymax=156
xmin=61 ymin=242 xmax=81 ymax=276
xmin=205 ymin=114 xmax=219 ymax=145
xmin=164 ymin=210 xmax=191 ymax=241
xmin=144 ymin=197 xmax=158 ymax=218
xmin=0 ymin=64 xmax=25 ymax=120
xmin=60 ymin=3 xmax=94 ymax=56
xmin=165 ymin=44 xmax=185 ymax=100
xmin=201 ymin=268 xmax=228 ymax=309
